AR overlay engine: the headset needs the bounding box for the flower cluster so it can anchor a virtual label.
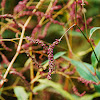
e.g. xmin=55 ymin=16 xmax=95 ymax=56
xmin=0 ymin=0 xmax=99 ymax=98
xmin=26 ymin=52 xmax=42 ymax=68
xmin=45 ymin=0 xmax=60 ymax=18
xmin=44 ymin=0 xmax=64 ymax=26
xmin=38 ymin=22 xmax=51 ymax=39
xmin=77 ymin=77 xmax=99 ymax=86
xmin=67 ymin=0 xmax=92 ymax=31
xmin=26 ymin=6 xmax=36 ymax=10
xmin=26 ymin=36 xmax=62 ymax=79
xmin=26 ymin=36 xmax=48 ymax=50
xmin=47 ymin=39 xmax=60 ymax=79
xmin=72 ymin=86 xmax=86 ymax=97
xmin=14 ymin=0 xmax=28 ymax=13
xmin=31 ymin=25 xmax=42 ymax=38
xmin=19 ymin=11 xmax=44 ymax=18
xmin=50 ymin=5 xmax=62 ymax=12
xmin=50 ymin=18 xmax=64 ymax=26
xmin=76 ymin=17 xmax=93 ymax=32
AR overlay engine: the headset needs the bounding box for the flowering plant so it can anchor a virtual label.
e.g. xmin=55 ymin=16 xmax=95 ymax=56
xmin=0 ymin=0 xmax=100 ymax=100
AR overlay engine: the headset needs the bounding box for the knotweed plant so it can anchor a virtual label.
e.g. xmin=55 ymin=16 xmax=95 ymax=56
xmin=0 ymin=0 xmax=100 ymax=100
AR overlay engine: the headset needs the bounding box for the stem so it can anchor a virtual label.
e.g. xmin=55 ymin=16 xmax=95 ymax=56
xmin=56 ymin=71 xmax=70 ymax=79
xmin=42 ymin=0 xmax=74 ymax=25
xmin=65 ymin=33 xmax=72 ymax=55
xmin=39 ymin=0 xmax=54 ymax=25
xmin=0 ymin=0 xmax=45 ymax=87
xmin=29 ymin=48 xmax=34 ymax=100
xmin=0 ymin=22 xmax=20 ymax=33
xmin=75 ymin=0 xmax=77 ymax=24
xmin=76 ymin=25 xmax=87 ymax=40
xmin=81 ymin=0 xmax=88 ymax=38
xmin=76 ymin=25 xmax=99 ymax=72
xmin=60 ymin=24 xmax=76 ymax=41
xmin=31 ymin=73 xmax=48 ymax=84
xmin=0 ymin=38 xmax=26 ymax=41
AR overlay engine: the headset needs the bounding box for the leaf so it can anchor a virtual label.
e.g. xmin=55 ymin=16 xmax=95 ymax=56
xmin=94 ymin=85 xmax=100 ymax=92
xmin=62 ymin=56 xmax=100 ymax=92
xmin=33 ymin=84 xmax=48 ymax=93
xmin=37 ymin=79 xmax=74 ymax=100
xmin=47 ymin=23 xmax=64 ymax=35
xmin=60 ymin=30 xmax=83 ymax=37
xmin=14 ymin=86 xmax=29 ymax=100
xmin=87 ymin=0 xmax=100 ymax=3
xmin=94 ymin=70 xmax=100 ymax=92
xmin=91 ymin=41 xmax=100 ymax=68
xmin=69 ymin=31 xmax=83 ymax=37
xmin=62 ymin=56 xmax=100 ymax=82
xmin=78 ymin=92 xmax=100 ymax=100
xmin=89 ymin=27 xmax=100 ymax=39
xmin=2 ymin=30 xmax=15 ymax=38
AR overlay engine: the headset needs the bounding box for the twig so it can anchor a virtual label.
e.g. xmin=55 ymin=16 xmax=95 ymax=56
xmin=0 ymin=0 xmax=45 ymax=87
xmin=76 ymin=25 xmax=99 ymax=73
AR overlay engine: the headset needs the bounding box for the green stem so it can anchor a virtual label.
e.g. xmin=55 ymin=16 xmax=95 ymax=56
xmin=76 ymin=25 xmax=87 ymax=40
xmin=76 ymin=25 xmax=99 ymax=72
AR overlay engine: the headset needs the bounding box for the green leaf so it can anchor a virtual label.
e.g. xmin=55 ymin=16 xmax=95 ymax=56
xmin=78 ymin=92 xmax=100 ymax=100
xmin=62 ymin=56 xmax=99 ymax=82
xmin=60 ymin=30 xmax=83 ymax=37
xmin=33 ymin=84 xmax=48 ymax=93
xmin=87 ymin=0 xmax=100 ymax=3
xmin=2 ymin=30 xmax=15 ymax=39
xmin=69 ymin=31 xmax=83 ymax=37
xmin=89 ymin=27 xmax=100 ymax=39
xmin=94 ymin=71 xmax=100 ymax=92
xmin=37 ymin=79 xmax=74 ymax=100
xmin=62 ymin=56 xmax=100 ymax=92
xmin=47 ymin=23 xmax=64 ymax=35
xmin=14 ymin=86 xmax=29 ymax=100
xmin=42 ymin=51 xmax=66 ymax=65
xmin=94 ymin=85 xmax=100 ymax=92
xmin=91 ymin=41 xmax=100 ymax=68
